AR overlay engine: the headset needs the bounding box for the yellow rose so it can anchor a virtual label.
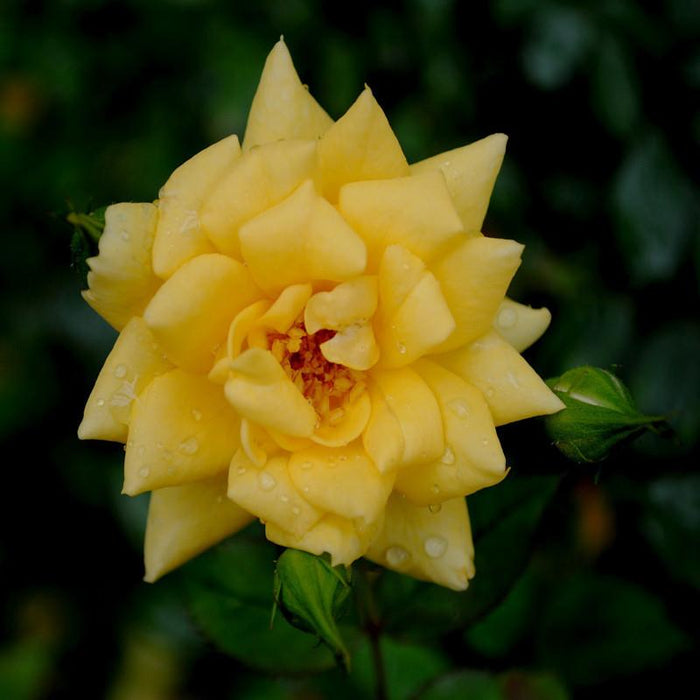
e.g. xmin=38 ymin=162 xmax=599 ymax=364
xmin=78 ymin=40 xmax=564 ymax=591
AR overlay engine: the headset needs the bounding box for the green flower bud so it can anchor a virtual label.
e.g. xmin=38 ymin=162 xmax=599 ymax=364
xmin=546 ymin=366 xmax=667 ymax=463
xmin=274 ymin=549 xmax=352 ymax=669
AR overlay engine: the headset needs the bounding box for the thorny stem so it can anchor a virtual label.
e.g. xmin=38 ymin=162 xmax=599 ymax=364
xmin=356 ymin=562 xmax=387 ymax=700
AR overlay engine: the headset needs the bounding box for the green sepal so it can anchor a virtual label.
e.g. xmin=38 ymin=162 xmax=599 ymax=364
xmin=274 ymin=549 xmax=352 ymax=670
xmin=546 ymin=366 xmax=669 ymax=463
xmin=67 ymin=206 xmax=106 ymax=285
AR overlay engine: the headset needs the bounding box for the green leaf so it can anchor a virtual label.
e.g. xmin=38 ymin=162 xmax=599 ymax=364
xmin=67 ymin=205 xmax=106 ymax=285
xmin=0 ymin=640 xmax=53 ymax=700
xmin=378 ymin=475 xmax=559 ymax=636
xmin=546 ymin=366 xmax=668 ymax=463
xmin=274 ymin=549 xmax=351 ymax=669
xmin=181 ymin=533 xmax=335 ymax=674
xmin=537 ymin=573 xmax=688 ymax=685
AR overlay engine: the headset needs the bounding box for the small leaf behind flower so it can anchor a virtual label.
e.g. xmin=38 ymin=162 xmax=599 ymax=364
xmin=67 ymin=206 xmax=106 ymax=285
xmin=546 ymin=366 xmax=669 ymax=463
xmin=275 ymin=549 xmax=352 ymax=670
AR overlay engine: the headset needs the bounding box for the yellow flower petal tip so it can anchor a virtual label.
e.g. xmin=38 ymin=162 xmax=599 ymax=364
xmin=80 ymin=42 xmax=559 ymax=589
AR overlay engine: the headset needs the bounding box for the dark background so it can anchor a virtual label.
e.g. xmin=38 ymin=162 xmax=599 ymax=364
xmin=1 ymin=1 xmax=698 ymax=698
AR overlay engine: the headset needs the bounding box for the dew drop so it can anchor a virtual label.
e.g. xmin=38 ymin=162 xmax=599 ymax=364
xmin=96 ymin=398 xmax=105 ymax=407
xmin=447 ymin=398 xmax=468 ymax=418
xmin=300 ymin=461 xmax=313 ymax=470
xmin=424 ymin=536 xmax=447 ymax=559
xmin=258 ymin=471 xmax=277 ymax=491
xmin=497 ymin=307 xmax=517 ymax=329
xmin=236 ymin=466 xmax=247 ymax=476
xmin=428 ymin=503 xmax=442 ymax=514
xmin=178 ymin=437 xmax=199 ymax=455
xmin=138 ymin=466 xmax=150 ymax=478
xmin=440 ymin=446 xmax=455 ymax=465
xmin=338 ymin=454 xmax=348 ymax=462
xmin=191 ymin=409 xmax=202 ymax=422
xmin=280 ymin=494 xmax=290 ymax=504
xmin=506 ymin=371 xmax=520 ymax=388
xmin=120 ymin=230 xmax=130 ymax=241
xmin=431 ymin=484 xmax=440 ymax=495
xmin=481 ymin=438 xmax=489 ymax=447
xmin=302 ymin=486 xmax=310 ymax=494
xmin=397 ymin=342 xmax=407 ymax=355
xmin=385 ymin=545 xmax=409 ymax=567
xmin=114 ymin=364 xmax=127 ymax=379
xmin=292 ymin=506 xmax=301 ymax=515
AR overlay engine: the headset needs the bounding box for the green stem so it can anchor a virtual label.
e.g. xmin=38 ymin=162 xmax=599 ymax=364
xmin=67 ymin=212 xmax=103 ymax=243
xmin=357 ymin=563 xmax=387 ymax=700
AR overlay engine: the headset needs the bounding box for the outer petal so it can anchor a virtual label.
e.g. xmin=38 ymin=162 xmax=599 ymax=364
xmin=224 ymin=348 xmax=317 ymax=437
xmin=79 ymin=317 xmax=173 ymax=442
xmin=366 ymin=494 xmax=475 ymax=591
xmin=124 ymin=370 xmax=240 ymax=495
xmin=338 ymin=171 xmax=463 ymax=271
xmin=144 ymin=473 xmax=253 ymax=582
xmin=82 ymin=203 xmax=160 ymax=330
xmin=288 ymin=444 xmax=394 ymax=524
xmin=430 ymin=236 xmax=523 ymax=354
xmin=376 ymin=245 xmax=455 ymax=368
xmin=239 ymin=180 xmax=366 ymax=294
xmin=410 ymin=133 xmax=507 ymax=234
xmin=317 ymin=87 xmax=409 ymax=201
xmin=228 ymin=451 xmax=322 ymax=537
xmin=395 ymin=360 xmax=507 ymax=505
xmin=370 ymin=367 xmax=444 ymax=469
xmin=438 ymin=331 xmax=565 ymax=425
xmin=266 ymin=513 xmax=384 ymax=567
xmin=144 ymin=254 xmax=261 ymax=374
xmin=493 ymin=298 xmax=552 ymax=352
xmin=201 ymin=139 xmax=318 ymax=258
xmin=152 ymin=135 xmax=241 ymax=278
xmin=243 ymin=39 xmax=333 ymax=149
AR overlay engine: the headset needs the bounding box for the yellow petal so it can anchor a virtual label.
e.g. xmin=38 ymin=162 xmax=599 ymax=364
xmin=430 ymin=236 xmax=523 ymax=354
xmin=228 ymin=451 xmax=322 ymax=537
xmin=320 ymin=324 xmax=379 ymax=371
xmin=376 ymin=245 xmax=455 ymax=368
xmin=410 ymin=133 xmax=507 ymax=234
xmin=124 ymin=370 xmax=240 ymax=495
xmin=257 ymin=283 xmax=312 ymax=334
xmin=438 ymin=331 xmax=565 ymax=425
xmin=317 ymin=87 xmax=409 ymax=201
xmin=144 ymin=254 xmax=261 ymax=374
xmin=362 ymin=384 xmax=405 ymax=474
xmin=266 ymin=513 xmax=384 ymax=567
xmin=370 ymin=367 xmax=444 ymax=469
xmin=288 ymin=444 xmax=393 ymax=523
xmin=304 ymin=277 xmax=378 ymax=334
xmin=493 ymin=298 xmax=552 ymax=352
xmin=366 ymin=494 xmax=475 ymax=591
xmin=243 ymin=39 xmax=333 ymax=149
xmin=144 ymin=473 xmax=253 ymax=582
xmin=152 ymin=135 xmax=241 ymax=278
xmin=395 ymin=360 xmax=507 ymax=505
xmin=79 ymin=317 xmax=173 ymax=442
xmin=239 ymin=180 xmax=367 ymax=294
xmin=338 ymin=171 xmax=463 ymax=271
xmin=240 ymin=418 xmax=280 ymax=467
xmin=311 ymin=389 xmax=372 ymax=447
xmin=82 ymin=203 xmax=160 ymax=330
xmin=224 ymin=348 xmax=317 ymax=437
xmin=201 ymin=139 xmax=318 ymax=258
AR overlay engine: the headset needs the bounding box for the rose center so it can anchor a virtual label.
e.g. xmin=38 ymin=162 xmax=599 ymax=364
xmin=268 ymin=320 xmax=365 ymax=423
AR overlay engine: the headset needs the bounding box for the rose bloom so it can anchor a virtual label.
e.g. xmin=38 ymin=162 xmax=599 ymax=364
xmin=79 ymin=41 xmax=563 ymax=591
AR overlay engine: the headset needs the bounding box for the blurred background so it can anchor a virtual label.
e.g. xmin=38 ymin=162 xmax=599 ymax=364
xmin=1 ymin=0 xmax=698 ymax=698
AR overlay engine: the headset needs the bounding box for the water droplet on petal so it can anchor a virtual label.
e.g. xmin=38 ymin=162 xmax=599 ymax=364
xmin=191 ymin=409 xmax=202 ymax=422
xmin=138 ymin=466 xmax=150 ymax=478
xmin=280 ymin=494 xmax=289 ymax=504
xmin=300 ymin=461 xmax=313 ymax=470
xmin=258 ymin=471 xmax=276 ymax=491
xmin=236 ymin=466 xmax=247 ymax=475
xmin=424 ymin=536 xmax=447 ymax=559
xmin=178 ymin=437 xmax=199 ymax=455
xmin=114 ymin=364 xmax=127 ymax=379
xmin=120 ymin=230 xmax=130 ymax=241
xmin=448 ymin=398 xmax=469 ymax=418
xmin=497 ymin=307 xmax=517 ymax=329
xmin=385 ymin=545 xmax=409 ymax=567
xmin=506 ymin=371 xmax=520 ymax=388
xmin=397 ymin=342 xmax=407 ymax=355
xmin=428 ymin=503 xmax=442 ymax=514
xmin=96 ymin=398 xmax=105 ymax=407
xmin=481 ymin=438 xmax=489 ymax=447
xmin=431 ymin=484 xmax=440 ymax=495
xmin=292 ymin=506 xmax=301 ymax=515
xmin=440 ymin=446 xmax=455 ymax=465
